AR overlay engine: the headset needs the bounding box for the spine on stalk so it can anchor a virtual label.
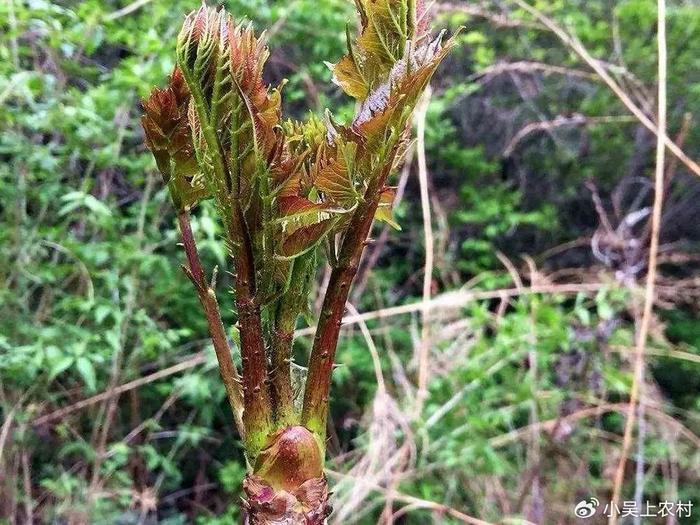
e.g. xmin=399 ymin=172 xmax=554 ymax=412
xmin=142 ymin=1 xmax=455 ymax=521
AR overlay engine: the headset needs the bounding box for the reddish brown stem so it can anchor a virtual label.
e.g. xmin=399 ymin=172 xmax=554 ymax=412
xmin=177 ymin=210 xmax=245 ymax=438
xmin=227 ymin=203 xmax=273 ymax=457
xmin=186 ymin=71 xmax=272 ymax=456
xmin=301 ymin=163 xmax=394 ymax=440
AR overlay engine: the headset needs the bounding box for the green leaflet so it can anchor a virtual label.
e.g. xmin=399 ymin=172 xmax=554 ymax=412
xmin=329 ymin=0 xmax=431 ymax=100
xmin=278 ymin=218 xmax=338 ymax=260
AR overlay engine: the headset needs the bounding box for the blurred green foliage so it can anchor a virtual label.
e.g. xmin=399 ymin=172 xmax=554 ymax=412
xmin=1 ymin=0 xmax=699 ymax=523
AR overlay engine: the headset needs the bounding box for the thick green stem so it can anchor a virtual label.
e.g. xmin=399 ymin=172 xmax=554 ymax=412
xmin=270 ymin=323 xmax=295 ymax=425
xmin=270 ymin=255 xmax=315 ymax=426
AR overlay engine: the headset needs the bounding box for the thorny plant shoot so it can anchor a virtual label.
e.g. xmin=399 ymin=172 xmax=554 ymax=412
xmin=142 ymin=0 xmax=455 ymax=521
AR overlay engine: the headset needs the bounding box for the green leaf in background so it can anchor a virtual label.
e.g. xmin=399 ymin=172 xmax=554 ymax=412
xmin=75 ymin=356 xmax=97 ymax=392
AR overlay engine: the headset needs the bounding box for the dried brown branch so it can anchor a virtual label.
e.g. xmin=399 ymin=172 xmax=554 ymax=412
xmin=32 ymin=354 xmax=207 ymax=426
xmin=436 ymin=1 xmax=543 ymax=29
xmin=609 ymin=0 xmax=667 ymax=520
xmin=177 ymin=210 xmax=245 ymax=438
xmin=327 ymin=469 xmax=497 ymax=525
xmin=32 ymin=282 xmax=613 ymax=427
xmin=296 ymin=281 xmax=612 ymax=338
xmin=87 ymin=170 xmax=154 ymax=506
xmin=104 ymin=0 xmax=154 ymax=21
xmin=504 ymin=114 xmax=637 ymax=157
xmin=467 ymin=60 xmax=598 ymax=83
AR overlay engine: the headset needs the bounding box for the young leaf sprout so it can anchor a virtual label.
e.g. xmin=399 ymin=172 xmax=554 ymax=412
xmin=142 ymin=1 xmax=454 ymax=521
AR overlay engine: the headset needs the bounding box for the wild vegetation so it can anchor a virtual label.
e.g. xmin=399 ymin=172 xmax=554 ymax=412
xmin=1 ymin=0 xmax=699 ymax=524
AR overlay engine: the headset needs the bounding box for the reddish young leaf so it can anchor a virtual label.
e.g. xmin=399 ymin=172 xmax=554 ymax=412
xmin=228 ymin=20 xmax=282 ymax=164
xmin=277 ymin=196 xmax=330 ymax=221
xmin=353 ymin=32 xmax=456 ymax=145
xmin=313 ymin=142 xmax=358 ymax=206
xmin=279 ymin=219 xmax=337 ymax=259
xmin=141 ymin=68 xmax=208 ymax=209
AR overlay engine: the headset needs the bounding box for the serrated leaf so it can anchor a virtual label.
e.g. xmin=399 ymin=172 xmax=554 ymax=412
xmin=314 ymin=141 xmax=358 ymax=205
xmin=278 ymin=219 xmax=336 ymax=259
xmin=353 ymin=32 xmax=456 ymax=146
xmin=227 ymin=18 xmax=282 ymax=196
xmin=277 ymin=196 xmax=329 ymax=221
xmin=330 ymin=55 xmax=369 ymax=99
xmin=330 ymin=0 xmax=431 ymax=100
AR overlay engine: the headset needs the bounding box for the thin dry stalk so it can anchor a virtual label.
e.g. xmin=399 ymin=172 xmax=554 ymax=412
xmin=0 ymin=406 xmax=16 ymax=464
xmin=297 ymin=282 xmax=611 ymax=337
xmin=610 ymin=344 xmax=700 ymax=365
xmin=328 ymin=469 xmax=496 ymax=525
xmin=21 ymin=449 xmax=32 ymax=525
xmin=104 ymin=0 xmax=154 ymax=21
xmin=436 ymin=1 xmax=542 ymax=30
xmin=346 ymin=303 xmax=386 ymax=392
xmin=118 ymin=390 xmax=181 ymax=450
xmin=32 ymin=354 xmax=207 ymax=425
xmin=609 ymin=0 xmax=667 ymax=520
xmin=503 ymin=114 xmax=637 ymax=157
xmin=33 ymin=283 xmax=613 ymax=426
xmin=467 ymin=60 xmax=598 ymax=83
xmin=509 ymin=0 xmax=700 ymax=178
xmin=87 ymin=171 xmax=154 ymax=506
xmin=331 ymin=393 xmax=413 ymax=523
xmin=414 ymin=88 xmax=434 ymax=417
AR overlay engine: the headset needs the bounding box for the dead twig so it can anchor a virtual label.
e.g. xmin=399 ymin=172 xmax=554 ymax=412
xmin=32 ymin=354 xmax=207 ymax=426
xmin=468 ymin=60 xmax=598 ymax=83
xmin=33 ymin=282 xmax=614 ymax=425
xmin=104 ymin=0 xmax=154 ymax=21
xmin=436 ymin=1 xmax=543 ymax=29
xmin=0 ymin=406 xmax=16 ymax=464
xmin=298 ymin=281 xmax=612 ymax=337
xmin=504 ymin=114 xmax=637 ymax=157
xmin=328 ymin=469 xmax=496 ymax=525
xmin=609 ymin=0 xmax=667 ymax=520
xmin=346 ymin=304 xmax=386 ymax=393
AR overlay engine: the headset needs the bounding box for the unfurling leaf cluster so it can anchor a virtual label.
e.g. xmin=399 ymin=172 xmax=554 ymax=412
xmin=142 ymin=0 xmax=455 ymax=461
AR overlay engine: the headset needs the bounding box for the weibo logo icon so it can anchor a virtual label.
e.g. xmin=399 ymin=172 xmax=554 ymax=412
xmin=574 ymin=498 xmax=600 ymax=518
